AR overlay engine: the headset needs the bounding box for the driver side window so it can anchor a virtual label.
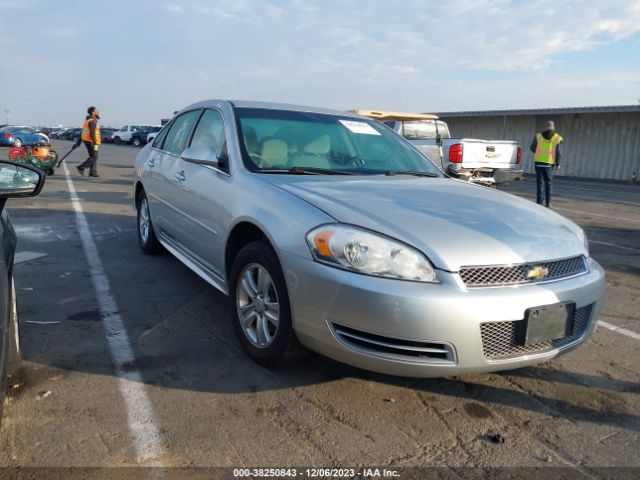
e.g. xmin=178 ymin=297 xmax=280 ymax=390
xmin=190 ymin=109 xmax=226 ymax=156
xmin=162 ymin=110 xmax=201 ymax=156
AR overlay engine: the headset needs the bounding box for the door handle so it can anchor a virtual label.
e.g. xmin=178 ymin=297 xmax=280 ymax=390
xmin=175 ymin=170 xmax=186 ymax=181
xmin=147 ymin=155 xmax=160 ymax=168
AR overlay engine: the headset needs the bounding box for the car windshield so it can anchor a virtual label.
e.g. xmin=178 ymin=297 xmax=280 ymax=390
xmin=235 ymin=108 xmax=442 ymax=176
xmin=399 ymin=120 xmax=450 ymax=140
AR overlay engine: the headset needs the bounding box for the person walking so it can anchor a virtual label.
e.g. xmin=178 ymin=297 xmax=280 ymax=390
xmin=75 ymin=106 xmax=101 ymax=177
xmin=530 ymin=120 xmax=563 ymax=207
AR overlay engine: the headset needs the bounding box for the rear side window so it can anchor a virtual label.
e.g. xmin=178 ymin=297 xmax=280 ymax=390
xmin=162 ymin=110 xmax=201 ymax=155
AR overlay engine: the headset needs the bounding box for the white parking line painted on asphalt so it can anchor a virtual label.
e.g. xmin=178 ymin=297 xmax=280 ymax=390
xmin=598 ymin=321 xmax=640 ymax=341
xmin=62 ymin=163 xmax=165 ymax=467
xmin=590 ymin=241 xmax=640 ymax=254
xmin=555 ymin=207 xmax=640 ymax=225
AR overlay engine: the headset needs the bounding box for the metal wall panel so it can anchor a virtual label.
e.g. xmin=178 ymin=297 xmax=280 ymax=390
xmin=440 ymin=113 xmax=640 ymax=181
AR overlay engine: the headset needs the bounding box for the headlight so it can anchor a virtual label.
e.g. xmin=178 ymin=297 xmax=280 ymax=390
xmin=306 ymin=224 xmax=438 ymax=283
xmin=578 ymin=228 xmax=589 ymax=256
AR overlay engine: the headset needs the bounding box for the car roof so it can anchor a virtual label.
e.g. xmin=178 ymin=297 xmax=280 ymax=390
xmin=181 ymin=99 xmax=366 ymax=119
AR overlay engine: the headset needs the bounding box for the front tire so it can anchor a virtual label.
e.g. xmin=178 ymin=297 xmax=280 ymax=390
xmin=136 ymin=190 xmax=163 ymax=254
xmin=114 ymin=137 xmax=122 ymax=145
xmin=230 ymin=241 xmax=306 ymax=367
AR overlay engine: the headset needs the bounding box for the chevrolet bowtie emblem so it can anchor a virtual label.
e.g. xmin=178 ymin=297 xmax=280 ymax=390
xmin=526 ymin=265 xmax=550 ymax=280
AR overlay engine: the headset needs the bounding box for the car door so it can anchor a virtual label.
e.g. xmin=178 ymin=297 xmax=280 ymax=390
xmin=150 ymin=109 xmax=202 ymax=246
xmin=118 ymin=126 xmax=128 ymax=142
xmin=16 ymin=128 xmax=34 ymax=145
xmin=24 ymin=128 xmax=38 ymax=145
xmin=167 ymin=108 xmax=231 ymax=279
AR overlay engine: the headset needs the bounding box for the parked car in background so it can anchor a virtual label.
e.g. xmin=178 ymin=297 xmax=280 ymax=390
xmin=355 ymin=110 xmax=523 ymax=187
xmin=112 ymin=125 xmax=160 ymax=145
xmin=48 ymin=128 xmax=67 ymax=139
xmin=0 ymin=126 xmax=48 ymax=148
xmin=59 ymin=128 xmax=82 ymax=141
xmin=133 ymin=100 xmax=604 ymax=377
xmin=100 ymin=128 xmax=118 ymax=143
xmin=0 ymin=160 xmax=46 ymax=426
xmin=130 ymin=126 xmax=161 ymax=147
xmin=37 ymin=127 xmax=54 ymax=136
xmin=146 ymin=130 xmax=160 ymax=145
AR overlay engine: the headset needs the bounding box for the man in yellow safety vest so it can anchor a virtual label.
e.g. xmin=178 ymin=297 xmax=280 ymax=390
xmin=75 ymin=106 xmax=102 ymax=177
xmin=530 ymin=120 xmax=563 ymax=207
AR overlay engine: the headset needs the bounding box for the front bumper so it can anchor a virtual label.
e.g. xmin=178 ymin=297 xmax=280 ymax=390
xmin=284 ymin=254 xmax=605 ymax=377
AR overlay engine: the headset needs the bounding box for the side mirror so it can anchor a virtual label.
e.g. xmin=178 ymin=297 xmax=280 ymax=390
xmin=180 ymin=146 xmax=220 ymax=168
xmin=0 ymin=160 xmax=45 ymax=198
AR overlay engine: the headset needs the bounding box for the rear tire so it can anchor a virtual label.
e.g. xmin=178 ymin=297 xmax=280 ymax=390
xmin=136 ymin=190 xmax=163 ymax=254
xmin=230 ymin=241 xmax=306 ymax=367
xmin=132 ymin=137 xmax=141 ymax=147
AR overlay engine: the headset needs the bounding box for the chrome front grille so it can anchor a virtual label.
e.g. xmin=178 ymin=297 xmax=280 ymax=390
xmin=480 ymin=303 xmax=594 ymax=359
xmin=460 ymin=255 xmax=588 ymax=288
xmin=332 ymin=324 xmax=455 ymax=363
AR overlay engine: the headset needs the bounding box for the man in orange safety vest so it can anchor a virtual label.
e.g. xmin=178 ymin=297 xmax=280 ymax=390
xmin=75 ymin=106 xmax=102 ymax=177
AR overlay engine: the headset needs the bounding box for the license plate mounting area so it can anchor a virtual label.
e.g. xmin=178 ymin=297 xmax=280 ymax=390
xmin=517 ymin=303 xmax=575 ymax=347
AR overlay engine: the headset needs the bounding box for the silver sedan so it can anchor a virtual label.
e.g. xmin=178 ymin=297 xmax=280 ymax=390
xmin=133 ymin=100 xmax=605 ymax=377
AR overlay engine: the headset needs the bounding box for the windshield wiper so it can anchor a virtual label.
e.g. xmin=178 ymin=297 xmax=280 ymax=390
xmin=384 ymin=170 xmax=440 ymax=177
xmin=260 ymin=167 xmax=355 ymax=175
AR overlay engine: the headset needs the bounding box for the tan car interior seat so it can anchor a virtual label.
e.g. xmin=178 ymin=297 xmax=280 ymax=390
xmin=258 ymin=137 xmax=288 ymax=168
xmin=290 ymin=134 xmax=331 ymax=169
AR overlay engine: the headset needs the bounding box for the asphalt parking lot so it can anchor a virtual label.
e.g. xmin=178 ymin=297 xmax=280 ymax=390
xmin=0 ymin=142 xmax=639 ymax=477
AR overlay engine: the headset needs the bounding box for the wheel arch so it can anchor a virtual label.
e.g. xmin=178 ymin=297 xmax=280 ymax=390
xmin=224 ymin=221 xmax=277 ymax=282
xmin=134 ymin=181 xmax=145 ymax=206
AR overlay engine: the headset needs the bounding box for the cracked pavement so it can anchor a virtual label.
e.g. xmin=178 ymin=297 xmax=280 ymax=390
xmin=0 ymin=143 xmax=638 ymax=476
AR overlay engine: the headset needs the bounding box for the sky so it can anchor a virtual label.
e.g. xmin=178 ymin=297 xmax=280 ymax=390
xmin=1 ymin=0 xmax=639 ymax=127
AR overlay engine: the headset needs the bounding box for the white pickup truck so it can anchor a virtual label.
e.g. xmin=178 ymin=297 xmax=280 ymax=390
xmin=354 ymin=110 xmax=523 ymax=186
xmin=111 ymin=125 xmax=160 ymax=145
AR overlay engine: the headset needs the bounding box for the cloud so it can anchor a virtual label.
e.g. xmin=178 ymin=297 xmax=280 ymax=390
xmin=166 ymin=0 xmax=640 ymax=74
xmin=4 ymin=0 xmax=640 ymax=125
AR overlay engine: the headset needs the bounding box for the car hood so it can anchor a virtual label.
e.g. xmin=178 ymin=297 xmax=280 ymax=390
xmin=262 ymin=176 xmax=586 ymax=271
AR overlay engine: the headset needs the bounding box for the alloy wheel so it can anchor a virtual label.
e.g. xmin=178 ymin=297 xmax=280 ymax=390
xmin=236 ymin=263 xmax=280 ymax=348
xmin=138 ymin=196 xmax=150 ymax=243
